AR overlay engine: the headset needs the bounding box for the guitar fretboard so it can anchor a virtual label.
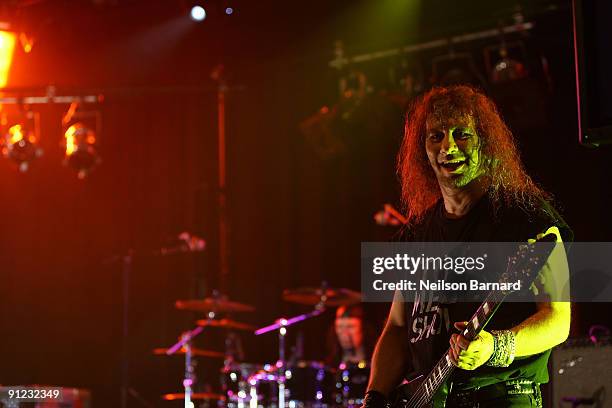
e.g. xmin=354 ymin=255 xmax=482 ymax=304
xmin=405 ymin=291 xmax=505 ymax=408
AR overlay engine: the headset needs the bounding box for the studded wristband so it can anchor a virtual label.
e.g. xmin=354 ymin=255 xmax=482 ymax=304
xmin=486 ymin=329 xmax=516 ymax=367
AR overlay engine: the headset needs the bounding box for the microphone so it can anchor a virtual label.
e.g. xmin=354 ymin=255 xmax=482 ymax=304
xmin=160 ymin=232 xmax=206 ymax=255
xmin=374 ymin=204 xmax=407 ymax=226
xmin=178 ymin=231 xmax=206 ymax=252
xmin=374 ymin=209 xmax=401 ymax=226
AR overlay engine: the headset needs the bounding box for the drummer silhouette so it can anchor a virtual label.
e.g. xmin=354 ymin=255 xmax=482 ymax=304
xmin=327 ymin=305 xmax=376 ymax=366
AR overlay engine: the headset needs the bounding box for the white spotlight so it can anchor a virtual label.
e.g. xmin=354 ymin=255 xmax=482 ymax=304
xmin=190 ymin=5 xmax=206 ymax=22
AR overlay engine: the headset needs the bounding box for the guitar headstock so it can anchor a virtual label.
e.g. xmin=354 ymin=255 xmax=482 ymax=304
xmin=499 ymin=233 xmax=558 ymax=292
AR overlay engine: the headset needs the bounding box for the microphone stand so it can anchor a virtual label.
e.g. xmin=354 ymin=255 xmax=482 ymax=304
xmin=120 ymin=251 xmax=133 ymax=408
xmin=105 ymin=236 xmax=206 ymax=408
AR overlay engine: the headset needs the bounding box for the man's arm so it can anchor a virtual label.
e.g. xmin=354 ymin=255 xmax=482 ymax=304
xmin=367 ymin=290 xmax=409 ymax=397
xmin=510 ymin=301 xmax=570 ymax=357
xmin=512 ymin=226 xmax=571 ymax=356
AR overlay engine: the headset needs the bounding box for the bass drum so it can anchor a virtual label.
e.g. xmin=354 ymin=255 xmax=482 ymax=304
xmin=334 ymin=362 xmax=370 ymax=407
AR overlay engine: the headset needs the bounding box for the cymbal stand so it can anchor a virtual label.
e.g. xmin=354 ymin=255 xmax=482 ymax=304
xmin=254 ymin=285 xmax=328 ymax=407
xmin=278 ymin=319 xmax=287 ymax=408
xmin=166 ymin=311 xmax=217 ymax=408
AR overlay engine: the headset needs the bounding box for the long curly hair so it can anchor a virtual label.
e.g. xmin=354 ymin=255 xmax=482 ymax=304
xmin=398 ymin=85 xmax=549 ymax=225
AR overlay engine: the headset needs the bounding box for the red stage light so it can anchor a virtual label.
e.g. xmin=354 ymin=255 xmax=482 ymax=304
xmin=63 ymin=122 xmax=100 ymax=179
xmin=1 ymin=110 xmax=43 ymax=172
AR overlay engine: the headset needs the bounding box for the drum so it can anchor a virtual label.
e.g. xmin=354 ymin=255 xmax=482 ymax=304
xmin=334 ymin=362 xmax=370 ymax=407
xmin=221 ymin=363 xmax=261 ymax=407
xmin=245 ymin=362 xmax=334 ymax=408
xmin=284 ymin=361 xmax=334 ymax=407
xmin=247 ymin=367 xmax=280 ymax=407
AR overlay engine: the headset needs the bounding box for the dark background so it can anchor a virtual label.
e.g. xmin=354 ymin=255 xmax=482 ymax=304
xmin=0 ymin=0 xmax=610 ymax=406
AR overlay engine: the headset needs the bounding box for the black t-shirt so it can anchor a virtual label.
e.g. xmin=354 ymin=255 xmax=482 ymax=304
xmin=400 ymin=194 xmax=571 ymax=390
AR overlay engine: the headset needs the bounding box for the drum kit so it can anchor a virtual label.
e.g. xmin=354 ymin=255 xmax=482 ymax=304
xmin=155 ymin=284 xmax=369 ymax=408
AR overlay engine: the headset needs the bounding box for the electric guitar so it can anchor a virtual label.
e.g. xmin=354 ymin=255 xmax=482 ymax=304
xmin=390 ymin=234 xmax=558 ymax=408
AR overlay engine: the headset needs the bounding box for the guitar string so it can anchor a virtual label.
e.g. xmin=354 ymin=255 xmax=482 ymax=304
xmin=407 ymin=293 xmax=503 ymax=408
xmin=407 ymin=294 xmax=504 ymax=408
xmin=405 ymin=291 xmax=504 ymax=408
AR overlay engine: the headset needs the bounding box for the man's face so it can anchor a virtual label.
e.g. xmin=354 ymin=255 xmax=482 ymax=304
xmin=335 ymin=317 xmax=363 ymax=351
xmin=425 ymin=115 xmax=483 ymax=188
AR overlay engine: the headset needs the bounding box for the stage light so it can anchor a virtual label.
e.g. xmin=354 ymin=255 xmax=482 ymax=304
xmin=487 ymin=46 xmax=528 ymax=84
xmin=2 ymin=124 xmax=43 ymax=172
xmin=225 ymin=7 xmax=234 ymax=15
xmin=63 ymin=123 xmax=100 ymax=179
xmin=1 ymin=110 xmax=43 ymax=172
xmin=62 ymin=103 xmax=102 ymax=179
xmin=0 ymin=30 xmax=16 ymax=87
xmin=190 ymin=5 xmax=206 ymax=22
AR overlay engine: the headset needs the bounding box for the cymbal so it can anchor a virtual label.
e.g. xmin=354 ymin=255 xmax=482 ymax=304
xmin=153 ymin=347 xmax=225 ymax=359
xmin=197 ymin=318 xmax=256 ymax=331
xmin=175 ymin=298 xmax=255 ymax=313
xmin=283 ymin=287 xmax=361 ymax=307
xmin=162 ymin=392 xmax=225 ymax=401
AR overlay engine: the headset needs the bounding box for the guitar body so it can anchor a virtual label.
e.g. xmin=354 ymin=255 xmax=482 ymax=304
xmin=390 ymin=380 xmax=450 ymax=408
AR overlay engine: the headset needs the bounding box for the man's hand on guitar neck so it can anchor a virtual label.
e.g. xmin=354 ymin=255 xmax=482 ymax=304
xmin=449 ymin=321 xmax=495 ymax=370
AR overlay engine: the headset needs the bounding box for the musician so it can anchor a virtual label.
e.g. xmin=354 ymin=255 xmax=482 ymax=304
xmin=326 ymin=304 xmax=376 ymax=367
xmin=363 ymin=85 xmax=571 ymax=408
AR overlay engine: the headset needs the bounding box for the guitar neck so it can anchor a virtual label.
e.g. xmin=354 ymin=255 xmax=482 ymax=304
xmin=407 ymin=290 xmax=507 ymax=408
